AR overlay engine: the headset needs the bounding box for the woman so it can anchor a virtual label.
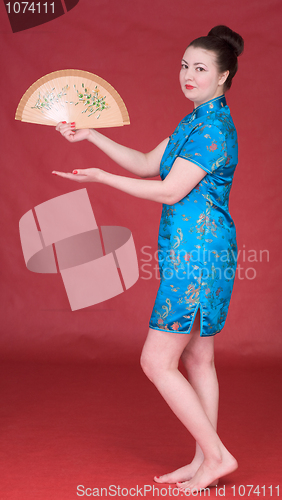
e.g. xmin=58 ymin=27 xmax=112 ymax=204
xmin=53 ymin=25 xmax=244 ymax=492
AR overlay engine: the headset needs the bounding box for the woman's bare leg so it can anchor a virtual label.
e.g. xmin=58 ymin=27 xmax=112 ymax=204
xmin=155 ymin=313 xmax=219 ymax=484
xmin=140 ymin=319 xmax=237 ymax=491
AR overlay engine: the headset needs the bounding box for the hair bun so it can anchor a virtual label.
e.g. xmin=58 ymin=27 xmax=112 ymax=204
xmin=208 ymin=25 xmax=244 ymax=57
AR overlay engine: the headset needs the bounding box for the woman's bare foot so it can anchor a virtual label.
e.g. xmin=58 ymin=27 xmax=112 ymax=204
xmin=177 ymin=449 xmax=237 ymax=492
xmin=154 ymin=460 xmax=218 ymax=486
xmin=154 ymin=462 xmax=200 ymax=484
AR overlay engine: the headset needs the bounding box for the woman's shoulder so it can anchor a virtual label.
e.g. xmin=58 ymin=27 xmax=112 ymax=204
xmin=172 ymin=112 xmax=196 ymax=136
xmin=190 ymin=106 xmax=237 ymax=140
xmin=212 ymin=106 xmax=237 ymax=138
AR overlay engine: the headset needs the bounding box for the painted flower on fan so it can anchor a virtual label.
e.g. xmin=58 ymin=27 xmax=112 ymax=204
xmin=73 ymin=83 xmax=110 ymax=117
xmin=32 ymin=85 xmax=69 ymax=112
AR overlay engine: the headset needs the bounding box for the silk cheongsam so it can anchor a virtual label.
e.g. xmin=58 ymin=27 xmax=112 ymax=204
xmin=149 ymin=95 xmax=238 ymax=336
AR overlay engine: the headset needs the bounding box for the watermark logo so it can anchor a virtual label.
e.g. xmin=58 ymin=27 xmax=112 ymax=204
xmin=139 ymin=245 xmax=269 ymax=281
xmin=3 ymin=0 xmax=80 ymax=33
xmin=19 ymin=189 xmax=139 ymax=310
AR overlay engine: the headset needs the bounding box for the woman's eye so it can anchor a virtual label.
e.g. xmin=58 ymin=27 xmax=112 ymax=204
xmin=181 ymin=63 xmax=188 ymax=69
xmin=196 ymin=67 xmax=205 ymax=72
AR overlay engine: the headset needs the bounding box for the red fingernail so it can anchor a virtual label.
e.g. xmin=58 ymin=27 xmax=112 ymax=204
xmin=52 ymin=172 xmax=57 ymax=175
xmin=62 ymin=121 xmax=66 ymax=124
xmin=73 ymin=170 xmax=78 ymax=174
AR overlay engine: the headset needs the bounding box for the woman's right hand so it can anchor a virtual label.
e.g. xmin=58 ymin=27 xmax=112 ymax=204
xmin=55 ymin=122 xmax=91 ymax=143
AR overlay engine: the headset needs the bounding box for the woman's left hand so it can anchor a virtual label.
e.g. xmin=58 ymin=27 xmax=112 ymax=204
xmin=52 ymin=168 xmax=103 ymax=183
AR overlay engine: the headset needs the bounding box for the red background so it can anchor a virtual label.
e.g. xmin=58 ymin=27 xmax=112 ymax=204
xmin=0 ymin=0 xmax=281 ymax=363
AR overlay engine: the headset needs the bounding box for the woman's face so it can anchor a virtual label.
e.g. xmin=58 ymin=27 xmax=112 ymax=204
xmin=179 ymin=46 xmax=228 ymax=107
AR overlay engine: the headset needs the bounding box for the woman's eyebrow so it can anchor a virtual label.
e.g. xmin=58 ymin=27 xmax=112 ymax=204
xmin=181 ymin=59 xmax=207 ymax=67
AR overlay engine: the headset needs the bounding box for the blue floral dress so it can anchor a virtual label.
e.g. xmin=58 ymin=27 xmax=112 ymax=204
xmin=149 ymin=95 xmax=238 ymax=336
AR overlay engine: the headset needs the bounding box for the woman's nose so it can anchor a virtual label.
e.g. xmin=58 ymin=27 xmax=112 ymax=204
xmin=184 ymin=68 xmax=193 ymax=81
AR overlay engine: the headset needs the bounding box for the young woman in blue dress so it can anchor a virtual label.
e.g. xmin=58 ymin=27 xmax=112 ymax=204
xmin=53 ymin=25 xmax=244 ymax=492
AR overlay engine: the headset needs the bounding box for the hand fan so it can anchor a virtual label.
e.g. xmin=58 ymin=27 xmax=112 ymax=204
xmin=15 ymin=69 xmax=130 ymax=129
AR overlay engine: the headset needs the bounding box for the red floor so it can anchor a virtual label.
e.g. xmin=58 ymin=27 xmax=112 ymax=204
xmin=0 ymin=358 xmax=281 ymax=499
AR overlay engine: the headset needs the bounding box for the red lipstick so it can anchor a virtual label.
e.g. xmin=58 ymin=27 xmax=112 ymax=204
xmin=185 ymin=85 xmax=194 ymax=90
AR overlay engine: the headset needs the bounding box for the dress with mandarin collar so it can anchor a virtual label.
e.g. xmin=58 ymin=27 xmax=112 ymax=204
xmin=149 ymin=95 xmax=238 ymax=336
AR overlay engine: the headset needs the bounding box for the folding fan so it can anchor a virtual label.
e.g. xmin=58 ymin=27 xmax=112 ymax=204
xmin=15 ymin=69 xmax=130 ymax=129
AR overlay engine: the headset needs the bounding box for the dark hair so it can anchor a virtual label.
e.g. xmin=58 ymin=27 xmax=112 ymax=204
xmin=188 ymin=25 xmax=244 ymax=90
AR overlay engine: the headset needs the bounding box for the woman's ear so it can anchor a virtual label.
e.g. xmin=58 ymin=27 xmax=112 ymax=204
xmin=219 ymin=71 xmax=229 ymax=86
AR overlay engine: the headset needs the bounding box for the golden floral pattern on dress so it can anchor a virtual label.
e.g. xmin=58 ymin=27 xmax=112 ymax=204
xmin=150 ymin=95 xmax=238 ymax=336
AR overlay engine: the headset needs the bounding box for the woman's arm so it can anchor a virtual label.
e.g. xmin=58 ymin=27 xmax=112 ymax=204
xmin=55 ymin=122 xmax=169 ymax=178
xmin=52 ymin=156 xmax=207 ymax=205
